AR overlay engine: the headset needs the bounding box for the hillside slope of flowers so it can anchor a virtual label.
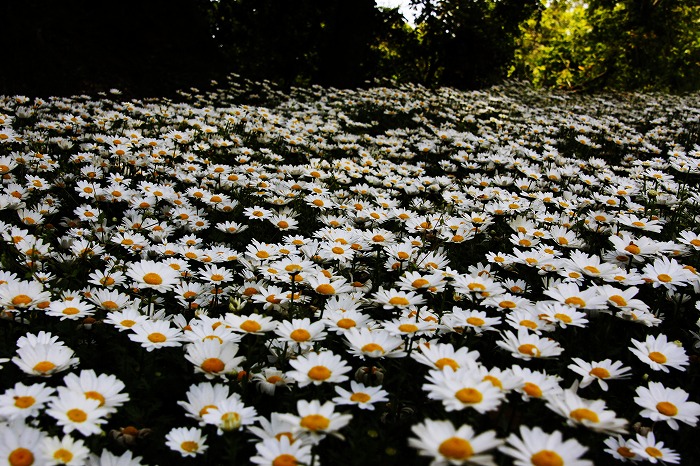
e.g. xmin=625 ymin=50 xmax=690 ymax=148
xmin=0 ymin=77 xmax=699 ymax=465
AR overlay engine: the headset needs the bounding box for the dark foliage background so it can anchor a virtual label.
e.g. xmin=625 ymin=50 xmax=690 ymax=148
xmin=1 ymin=0 xmax=698 ymax=97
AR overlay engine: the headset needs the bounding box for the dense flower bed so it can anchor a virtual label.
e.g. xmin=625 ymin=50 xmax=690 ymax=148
xmin=0 ymin=77 xmax=699 ymax=465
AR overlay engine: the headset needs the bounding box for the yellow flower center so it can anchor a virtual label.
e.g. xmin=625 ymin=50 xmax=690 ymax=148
xmin=199 ymin=404 xmax=216 ymax=417
xmin=143 ymin=273 xmax=163 ymax=285
xmin=648 ymin=351 xmax=667 ymax=364
xmin=657 ymin=273 xmax=672 ymax=283
xmin=617 ymin=446 xmax=635 ymax=458
xmin=554 ymin=313 xmax=572 ymax=324
xmin=438 ymin=437 xmax=473 ymax=460
xmin=62 ymin=307 xmax=80 ymax=315
xmin=103 ymin=300 xmax=119 ymax=310
xmin=67 ymin=408 xmax=88 ymax=423
xmin=388 ymin=296 xmax=409 ymax=306
xmin=608 ymin=295 xmax=627 ymax=307
xmin=483 ymin=375 xmax=503 ymax=389
xmin=350 ymin=392 xmax=372 ymax=403
xmin=520 ymin=320 xmax=537 ymax=330
xmin=308 ymin=366 xmax=331 ymax=381
xmin=256 ymin=251 xmax=270 ymax=259
xmin=455 ymin=388 xmax=483 ymax=404
xmin=624 ymin=244 xmax=641 ymax=255
xmin=499 ymin=300 xmax=516 ymax=309
xmin=11 ymin=295 xmax=33 ymax=306
xmin=412 ymin=278 xmax=430 ymax=288
xmin=589 ymin=367 xmax=610 ymax=379
xmin=361 ymin=343 xmax=385 ymax=354
xmin=518 ymin=344 xmax=541 ymax=357
xmin=584 ymin=265 xmax=600 ymax=274
xmin=14 ymin=396 xmax=36 ymax=409
xmin=466 ymin=316 xmax=485 ymax=326
xmin=240 ymin=320 xmax=262 ymax=333
xmin=85 ymin=391 xmax=106 ymax=407
xmin=201 ymin=358 xmax=225 ymax=373
xmin=531 ymin=450 xmax=564 ymax=466
xmin=290 ymin=329 xmax=311 ymax=342
xmin=398 ymin=323 xmax=419 ymax=333
xmin=564 ymin=296 xmax=586 ymax=307
xmin=148 ymin=332 xmax=167 ymax=343
xmin=181 ymin=441 xmax=199 ymax=453
xmin=300 ymin=414 xmax=330 ymax=431
xmin=435 ymin=358 xmax=459 ymax=371
xmin=337 ymin=318 xmax=356 ymax=329
xmin=316 ymin=284 xmax=336 ymax=295
xmin=53 ymin=448 xmax=74 ymax=463
xmin=8 ymin=448 xmax=34 ymax=466
xmin=656 ymin=401 xmax=678 ymax=417
xmin=331 ymin=246 xmax=344 ymax=255
xmin=272 ymin=454 xmax=298 ymax=466
xmin=523 ymin=382 xmax=543 ymax=398
xmin=33 ymin=361 xmax=56 ymax=373
xmin=120 ymin=319 xmax=136 ymax=328
xmin=570 ymin=408 xmax=600 ymax=423
xmin=645 ymin=447 xmax=663 ymax=459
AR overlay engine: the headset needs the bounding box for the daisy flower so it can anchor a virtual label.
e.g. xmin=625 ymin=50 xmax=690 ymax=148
xmin=126 ymin=260 xmax=180 ymax=292
xmin=510 ymin=366 xmax=563 ymax=401
xmin=546 ymin=389 xmax=628 ymax=434
xmin=0 ymin=279 xmax=51 ymax=310
xmin=104 ymin=307 xmax=148 ymax=331
xmin=247 ymin=413 xmax=298 ymax=444
xmin=13 ymin=340 xmax=79 ymax=377
xmin=278 ymin=399 xmax=352 ymax=443
xmin=226 ymin=313 xmax=278 ymax=335
xmin=177 ymin=382 xmax=233 ymax=425
xmin=250 ymin=436 xmax=312 ymax=466
xmin=0 ymin=381 xmax=55 ymax=420
xmin=0 ymin=420 xmax=45 ymax=466
xmin=333 ymin=381 xmax=389 ymax=411
xmin=165 ymin=427 xmax=208 ymax=458
xmin=423 ymin=367 xmax=505 ymax=413
xmin=274 ymin=318 xmax=327 ymax=350
xmin=287 ymin=350 xmax=352 ymax=387
xmin=201 ymin=394 xmax=258 ymax=434
xmin=85 ymin=450 xmax=148 ymax=466
xmin=46 ymin=388 xmax=111 ymax=436
xmin=372 ymin=287 xmax=426 ymax=310
xmin=411 ymin=341 xmax=480 ymax=372
xmin=634 ymin=381 xmax=700 ymax=430
xmin=603 ymin=435 xmax=641 ymax=463
xmin=496 ymin=328 xmax=564 ymax=360
xmin=627 ymin=431 xmax=680 ymax=464
xmin=536 ymin=302 xmax=589 ymax=329
xmin=46 ymin=298 xmax=96 ymax=321
xmin=442 ymin=308 xmax=501 ymax=334
xmin=542 ymin=282 xmax=607 ymax=310
xmin=504 ymin=309 xmax=556 ymax=335
xmin=410 ymin=419 xmax=501 ymax=466
xmin=344 ymin=327 xmax=407 ymax=359
xmin=320 ymin=308 xmax=374 ymax=334
xmin=128 ymin=319 xmax=184 ymax=352
xmin=641 ymin=256 xmax=694 ymax=290
xmin=251 ymin=368 xmax=294 ymax=395
xmin=500 ymin=425 xmax=593 ymax=466
xmin=567 ymin=358 xmax=631 ymax=391
xmin=42 ymin=435 xmax=91 ymax=466
xmin=382 ymin=317 xmax=438 ymax=337
xmin=61 ymin=369 xmax=130 ymax=414
xmin=184 ymin=340 xmax=245 ymax=380
xmin=629 ymin=333 xmax=689 ymax=372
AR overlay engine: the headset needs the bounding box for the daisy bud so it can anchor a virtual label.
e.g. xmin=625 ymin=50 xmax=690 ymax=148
xmin=229 ymin=296 xmax=245 ymax=312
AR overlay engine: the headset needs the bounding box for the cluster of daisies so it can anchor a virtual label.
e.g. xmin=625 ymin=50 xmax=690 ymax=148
xmin=0 ymin=77 xmax=699 ymax=465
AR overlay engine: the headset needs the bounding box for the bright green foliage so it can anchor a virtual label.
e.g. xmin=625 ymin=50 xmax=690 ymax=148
xmin=515 ymin=0 xmax=700 ymax=91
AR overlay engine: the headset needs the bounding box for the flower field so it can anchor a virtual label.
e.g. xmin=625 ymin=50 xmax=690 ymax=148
xmin=0 ymin=77 xmax=699 ymax=465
